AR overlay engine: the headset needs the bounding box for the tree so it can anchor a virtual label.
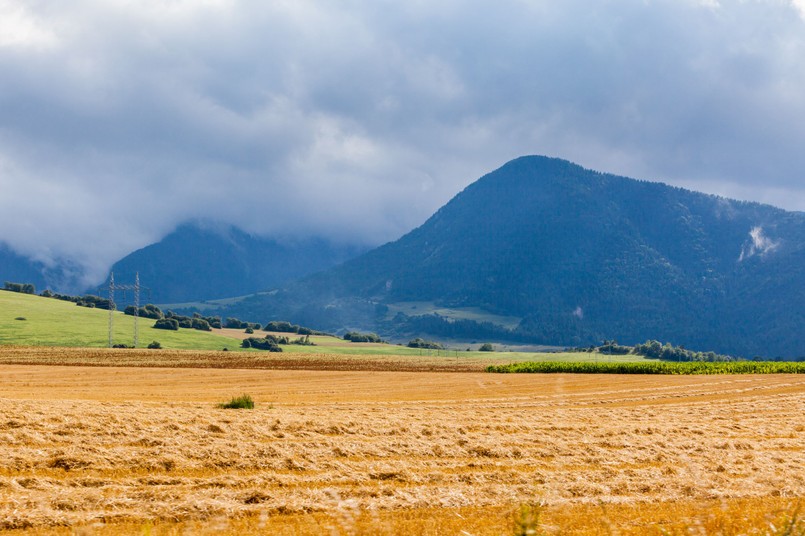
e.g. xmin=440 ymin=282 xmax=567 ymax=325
xmin=478 ymin=343 xmax=494 ymax=352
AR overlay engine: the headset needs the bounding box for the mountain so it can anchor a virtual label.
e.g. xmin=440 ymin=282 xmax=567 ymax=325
xmin=200 ymin=156 xmax=805 ymax=357
xmin=106 ymin=222 xmax=367 ymax=304
xmin=0 ymin=243 xmax=48 ymax=291
xmin=107 ymin=223 xmax=365 ymax=304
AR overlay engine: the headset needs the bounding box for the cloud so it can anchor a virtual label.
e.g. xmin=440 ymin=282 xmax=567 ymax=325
xmin=1 ymin=0 xmax=805 ymax=287
xmin=739 ymin=226 xmax=781 ymax=261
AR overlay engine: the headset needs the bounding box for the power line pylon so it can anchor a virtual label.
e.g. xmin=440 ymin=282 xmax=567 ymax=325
xmin=105 ymin=271 xmax=145 ymax=348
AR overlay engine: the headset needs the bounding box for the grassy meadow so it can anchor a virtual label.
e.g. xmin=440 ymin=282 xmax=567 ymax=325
xmin=0 ymin=291 xmax=235 ymax=350
xmin=0 ymin=290 xmax=653 ymax=364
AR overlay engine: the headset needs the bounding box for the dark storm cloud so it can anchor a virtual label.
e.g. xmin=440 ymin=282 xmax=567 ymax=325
xmin=1 ymin=0 xmax=805 ymax=286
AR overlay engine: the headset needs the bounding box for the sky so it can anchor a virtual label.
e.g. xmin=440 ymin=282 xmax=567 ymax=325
xmin=2 ymin=0 xmax=805 ymax=287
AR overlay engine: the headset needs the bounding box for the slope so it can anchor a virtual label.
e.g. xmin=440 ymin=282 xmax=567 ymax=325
xmin=106 ymin=222 xmax=366 ymax=303
xmin=207 ymin=156 xmax=805 ymax=357
xmin=0 ymin=244 xmax=48 ymax=292
xmin=0 ymin=290 xmax=236 ymax=350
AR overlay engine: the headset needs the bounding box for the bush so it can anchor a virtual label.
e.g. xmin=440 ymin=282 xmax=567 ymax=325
xmin=154 ymin=318 xmax=179 ymax=331
xmin=225 ymin=317 xmax=248 ymax=329
xmin=217 ymin=394 xmax=254 ymax=409
xmin=112 ymin=344 xmax=133 ymax=349
xmin=263 ymin=321 xmax=321 ymax=335
xmin=147 ymin=341 xmax=162 ymax=349
xmin=3 ymin=282 xmax=35 ymax=294
xmin=596 ymin=340 xmax=632 ymax=355
xmin=245 ymin=327 xmax=254 ymax=334
xmin=191 ymin=318 xmax=211 ymax=331
xmin=407 ymin=338 xmax=444 ymax=349
xmin=241 ymin=337 xmax=283 ymax=352
xmin=478 ymin=343 xmax=494 ymax=352
xmin=124 ymin=304 xmax=164 ymax=320
xmin=264 ymin=320 xmax=297 ymax=333
xmin=76 ymin=295 xmax=114 ymax=310
xmin=290 ymin=335 xmax=315 ymax=346
xmin=343 ymin=331 xmax=383 ymax=343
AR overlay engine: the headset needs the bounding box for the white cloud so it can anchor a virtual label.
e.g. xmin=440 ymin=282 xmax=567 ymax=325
xmin=2 ymin=0 xmax=805 ymax=286
xmin=0 ymin=0 xmax=58 ymax=49
xmin=792 ymin=0 xmax=805 ymax=19
xmin=739 ymin=226 xmax=781 ymax=261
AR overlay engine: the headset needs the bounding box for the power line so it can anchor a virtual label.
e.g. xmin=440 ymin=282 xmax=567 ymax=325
xmin=104 ymin=272 xmax=147 ymax=348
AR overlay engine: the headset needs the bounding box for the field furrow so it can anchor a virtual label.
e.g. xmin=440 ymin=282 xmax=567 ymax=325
xmin=0 ymin=352 xmax=803 ymax=534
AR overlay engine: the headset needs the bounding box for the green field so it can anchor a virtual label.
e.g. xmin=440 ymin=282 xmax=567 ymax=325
xmin=384 ymin=300 xmax=522 ymax=330
xmin=487 ymin=360 xmax=805 ymax=374
xmin=0 ymin=290 xmax=653 ymax=363
xmin=0 ymin=291 xmax=236 ymax=350
xmin=280 ymin=337 xmax=645 ymax=362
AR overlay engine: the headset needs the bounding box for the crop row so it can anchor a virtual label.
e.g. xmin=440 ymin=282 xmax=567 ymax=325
xmin=486 ymin=360 xmax=805 ymax=374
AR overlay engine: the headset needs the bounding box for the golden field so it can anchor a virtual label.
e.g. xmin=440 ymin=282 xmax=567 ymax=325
xmin=0 ymin=347 xmax=803 ymax=535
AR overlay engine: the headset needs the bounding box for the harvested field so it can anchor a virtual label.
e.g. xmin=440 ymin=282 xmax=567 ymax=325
xmin=0 ymin=346 xmax=504 ymax=372
xmin=0 ymin=349 xmax=803 ymax=534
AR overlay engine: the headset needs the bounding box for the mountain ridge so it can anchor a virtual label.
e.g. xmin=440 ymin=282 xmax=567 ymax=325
xmin=106 ymin=222 xmax=367 ymax=304
xmin=197 ymin=156 xmax=805 ymax=356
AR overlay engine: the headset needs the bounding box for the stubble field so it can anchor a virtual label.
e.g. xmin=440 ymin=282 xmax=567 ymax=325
xmin=0 ymin=347 xmax=803 ymax=535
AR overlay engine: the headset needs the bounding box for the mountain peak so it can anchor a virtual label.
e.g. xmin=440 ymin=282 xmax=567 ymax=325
xmin=211 ymin=157 xmax=805 ymax=356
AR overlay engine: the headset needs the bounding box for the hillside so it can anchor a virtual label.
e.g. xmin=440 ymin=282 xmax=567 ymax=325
xmin=0 ymin=289 xmax=617 ymax=363
xmin=0 ymin=290 xmax=235 ymax=350
xmin=105 ymin=222 xmax=366 ymax=303
xmin=201 ymin=156 xmax=805 ymax=357
xmin=0 ymin=244 xmax=48 ymax=292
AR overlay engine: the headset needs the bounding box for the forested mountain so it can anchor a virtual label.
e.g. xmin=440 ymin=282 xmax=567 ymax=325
xmin=106 ymin=222 xmax=366 ymax=304
xmin=202 ymin=156 xmax=805 ymax=357
xmin=0 ymin=244 xmax=48 ymax=291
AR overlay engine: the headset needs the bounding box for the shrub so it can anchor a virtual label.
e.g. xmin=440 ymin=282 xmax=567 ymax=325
xmin=245 ymin=327 xmax=254 ymax=334
xmin=147 ymin=341 xmax=162 ymax=349
xmin=343 ymin=331 xmax=383 ymax=343
xmin=112 ymin=344 xmax=133 ymax=349
xmin=512 ymin=502 xmax=545 ymax=536
xmin=290 ymin=335 xmax=315 ymax=346
xmin=124 ymin=304 xmax=164 ymax=320
xmin=191 ymin=318 xmax=211 ymax=331
xmin=3 ymin=282 xmax=35 ymax=294
xmin=597 ymin=340 xmax=631 ymax=355
xmin=264 ymin=320 xmax=296 ymax=333
xmin=76 ymin=295 xmax=113 ymax=310
xmin=217 ymin=394 xmax=254 ymax=409
xmin=263 ymin=321 xmax=321 ymax=335
xmin=154 ymin=318 xmax=179 ymax=331
xmin=242 ymin=337 xmax=283 ymax=352
xmin=225 ymin=317 xmax=248 ymax=329
xmin=407 ymin=338 xmax=444 ymax=349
